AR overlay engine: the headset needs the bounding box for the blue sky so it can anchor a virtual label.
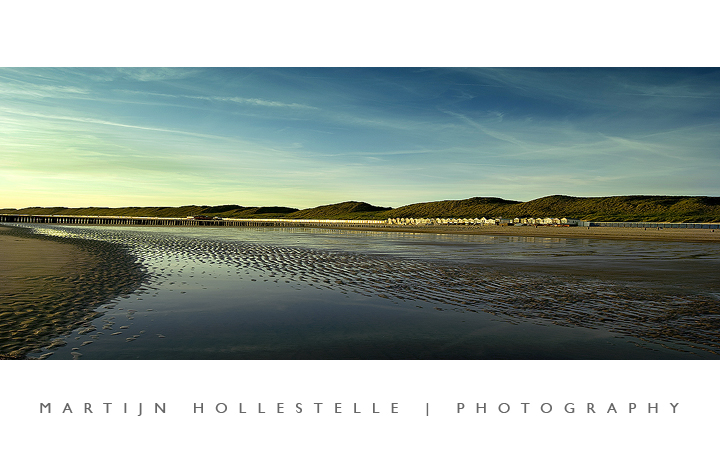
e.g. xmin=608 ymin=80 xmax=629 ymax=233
xmin=1 ymin=67 xmax=719 ymax=209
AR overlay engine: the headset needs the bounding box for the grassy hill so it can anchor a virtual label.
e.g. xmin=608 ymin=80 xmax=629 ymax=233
xmin=287 ymin=201 xmax=392 ymax=220
xmin=377 ymin=195 xmax=720 ymax=222
xmin=380 ymin=197 xmax=519 ymax=219
xmin=0 ymin=205 xmax=299 ymax=219
xmin=510 ymin=195 xmax=720 ymax=222
xmin=2 ymin=195 xmax=720 ymax=222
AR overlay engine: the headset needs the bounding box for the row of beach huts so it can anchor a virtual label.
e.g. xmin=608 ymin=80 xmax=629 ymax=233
xmin=385 ymin=217 xmax=582 ymax=226
xmin=385 ymin=217 xmax=720 ymax=229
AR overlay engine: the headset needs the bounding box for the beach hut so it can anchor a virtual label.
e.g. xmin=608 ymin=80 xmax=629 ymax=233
xmin=561 ymin=218 xmax=581 ymax=226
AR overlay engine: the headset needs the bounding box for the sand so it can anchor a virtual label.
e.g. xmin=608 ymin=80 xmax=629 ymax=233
xmin=0 ymin=226 xmax=146 ymax=358
xmin=3 ymin=222 xmax=719 ymax=358
xmin=0 ymin=226 xmax=96 ymax=293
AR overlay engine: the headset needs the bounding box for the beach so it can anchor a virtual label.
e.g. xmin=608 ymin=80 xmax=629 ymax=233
xmin=2 ymin=222 xmax=720 ymax=359
xmin=0 ymin=226 xmax=146 ymax=358
xmin=0 ymin=226 xmax=96 ymax=290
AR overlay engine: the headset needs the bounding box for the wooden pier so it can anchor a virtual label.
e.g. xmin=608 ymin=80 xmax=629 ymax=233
xmin=0 ymin=214 xmax=388 ymax=228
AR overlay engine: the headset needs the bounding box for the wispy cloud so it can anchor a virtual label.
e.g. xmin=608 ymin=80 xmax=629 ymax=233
xmin=463 ymin=68 xmax=720 ymax=115
xmin=439 ymin=109 xmax=531 ymax=148
xmin=116 ymin=89 xmax=317 ymax=110
xmin=2 ymin=68 xmax=719 ymax=208
xmin=220 ymin=96 xmax=316 ymax=110
xmin=0 ymin=81 xmax=89 ymax=98
xmin=0 ymin=105 xmax=240 ymax=142
xmin=114 ymin=68 xmax=201 ymax=82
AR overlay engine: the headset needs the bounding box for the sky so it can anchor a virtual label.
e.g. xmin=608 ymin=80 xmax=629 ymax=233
xmin=1 ymin=67 xmax=720 ymax=209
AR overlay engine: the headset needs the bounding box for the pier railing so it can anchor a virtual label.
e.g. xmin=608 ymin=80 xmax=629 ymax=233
xmin=0 ymin=214 xmax=388 ymax=228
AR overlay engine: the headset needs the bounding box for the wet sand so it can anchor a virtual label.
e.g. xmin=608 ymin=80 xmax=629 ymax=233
xmin=319 ymin=224 xmax=720 ymax=243
xmin=4 ymin=223 xmax=720 ymax=359
xmin=0 ymin=226 xmax=146 ymax=358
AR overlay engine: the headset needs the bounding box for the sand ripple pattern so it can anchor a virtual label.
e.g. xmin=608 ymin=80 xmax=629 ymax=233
xmin=25 ymin=225 xmax=720 ymax=355
xmin=0 ymin=227 xmax=148 ymax=358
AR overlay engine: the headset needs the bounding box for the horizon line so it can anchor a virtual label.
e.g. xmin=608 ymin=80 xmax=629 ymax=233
xmin=2 ymin=193 xmax=719 ymax=212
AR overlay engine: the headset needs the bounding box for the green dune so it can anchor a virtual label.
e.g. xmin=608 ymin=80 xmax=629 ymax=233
xmin=2 ymin=195 xmax=720 ymax=222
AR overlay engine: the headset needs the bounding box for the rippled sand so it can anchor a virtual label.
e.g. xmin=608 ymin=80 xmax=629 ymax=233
xmin=0 ymin=226 xmax=147 ymax=358
xmin=15 ymin=224 xmax=720 ymax=357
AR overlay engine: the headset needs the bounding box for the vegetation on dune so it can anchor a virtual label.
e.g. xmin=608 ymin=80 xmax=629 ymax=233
xmin=509 ymin=195 xmax=720 ymax=222
xmin=378 ymin=195 xmax=720 ymax=222
xmin=380 ymin=197 xmax=520 ymax=219
xmin=0 ymin=205 xmax=300 ymax=219
xmin=287 ymin=201 xmax=392 ymax=220
xmin=2 ymin=195 xmax=720 ymax=222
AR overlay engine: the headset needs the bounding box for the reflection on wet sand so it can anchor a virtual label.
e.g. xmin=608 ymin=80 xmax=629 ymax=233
xmin=12 ymin=224 xmax=720 ymax=358
xmin=0 ymin=226 xmax=147 ymax=358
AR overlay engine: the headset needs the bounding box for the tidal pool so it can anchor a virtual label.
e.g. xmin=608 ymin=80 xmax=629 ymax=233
xmin=6 ymin=224 xmax=720 ymax=359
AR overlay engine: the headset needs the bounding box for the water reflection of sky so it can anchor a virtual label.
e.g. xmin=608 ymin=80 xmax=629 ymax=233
xmin=41 ymin=224 xmax=719 ymax=261
xmin=17 ymin=224 xmax=720 ymax=360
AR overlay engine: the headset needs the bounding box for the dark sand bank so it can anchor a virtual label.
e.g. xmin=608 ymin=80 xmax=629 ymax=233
xmin=0 ymin=226 xmax=147 ymax=358
xmin=320 ymin=224 xmax=720 ymax=243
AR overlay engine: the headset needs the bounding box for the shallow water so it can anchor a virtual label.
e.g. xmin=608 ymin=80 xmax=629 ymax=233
xmin=7 ymin=224 xmax=720 ymax=359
